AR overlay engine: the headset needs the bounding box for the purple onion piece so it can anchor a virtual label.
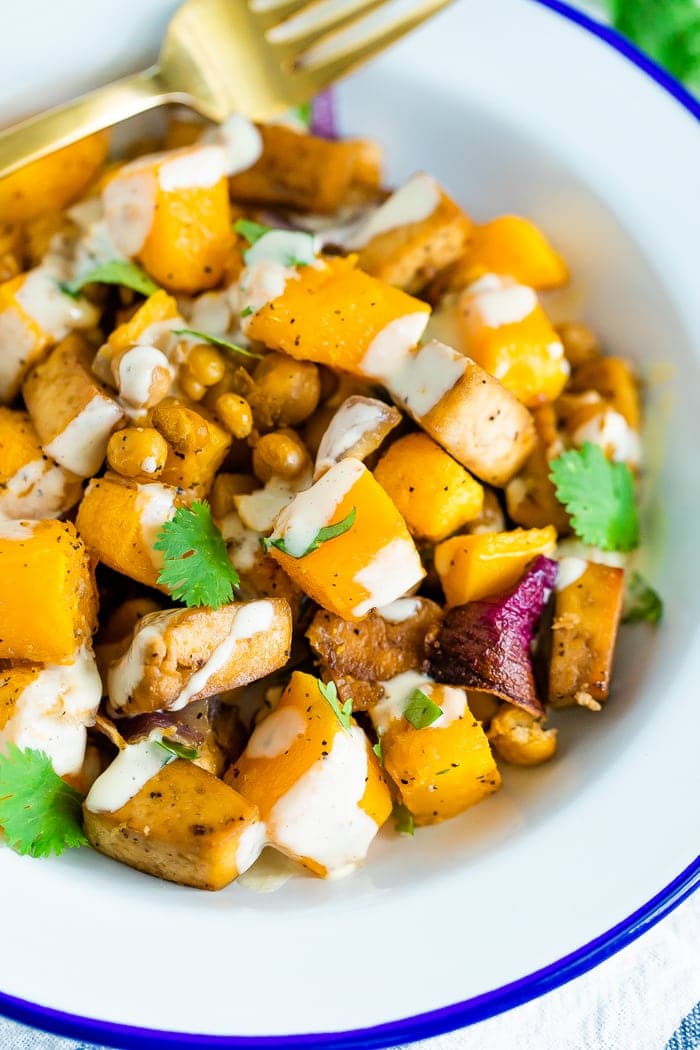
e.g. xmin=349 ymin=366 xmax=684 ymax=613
xmin=115 ymin=701 xmax=209 ymax=748
xmin=311 ymin=90 xmax=337 ymax=139
xmin=427 ymin=556 xmax=558 ymax=717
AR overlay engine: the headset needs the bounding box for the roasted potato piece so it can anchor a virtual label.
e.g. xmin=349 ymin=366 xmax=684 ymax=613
xmin=314 ymin=395 xmax=401 ymax=478
xmin=107 ymin=599 xmax=292 ymax=716
xmin=434 ymin=526 xmax=557 ymax=606
xmin=487 ymin=703 xmax=557 ymax=766
xmin=548 ymin=559 xmax=624 ymax=710
xmin=227 ymin=671 xmax=391 ymax=877
xmin=84 ymin=755 xmax=265 ymax=890
xmin=0 ymin=407 xmax=82 ymax=519
xmin=0 ymin=132 xmax=109 ymax=223
xmin=0 ymin=520 xmax=97 ymax=664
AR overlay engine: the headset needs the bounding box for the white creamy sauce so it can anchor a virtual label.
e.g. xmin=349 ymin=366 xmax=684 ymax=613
xmin=107 ymin=609 xmax=176 ymax=709
xmin=219 ymin=511 xmax=263 ymax=572
xmin=572 ymin=408 xmax=641 ymax=466
xmin=0 ymin=307 xmax=37 ymax=400
xmin=68 ymin=198 xmax=127 ymax=277
xmin=358 ymin=311 xmax=429 ymax=381
xmin=158 ymin=144 xmax=226 ymax=192
xmin=270 ymin=458 xmax=365 ymax=559
xmin=237 ymin=847 xmax=304 ymax=893
xmin=117 ymin=345 xmax=174 ymax=408
xmin=16 ymin=267 xmax=98 ymax=340
xmin=0 ymin=457 xmax=77 ymax=520
xmin=244 ymin=230 xmax=319 ymax=270
xmin=235 ymin=468 xmax=312 ymax=535
xmin=234 ymin=820 xmax=268 ymax=875
xmin=0 ymin=646 xmax=102 ymax=776
xmin=0 ymin=519 xmax=36 ymax=540
xmin=44 ymin=394 xmax=124 ymax=477
xmin=377 ymin=597 xmax=422 ymax=623
xmin=267 ymin=726 xmax=378 ymax=878
xmin=85 ymin=738 xmax=169 ymax=813
xmin=141 ymin=456 xmax=158 ymax=475
xmin=170 ymin=600 xmax=276 ymax=711
xmin=344 ymin=172 xmax=441 ymax=249
xmin=189 ymin=290 xmax=233 ymax=336
xmin=238 ymin=260 xmax=299 ymax=324
xmin=135 ymin=483 xmax=178 ymax=568
xmin=314 ymin=396 xmax=391 ymax=478
xmin=556 ymin=556 xmax=588 ymax=591
xmin=353 ymin=538 xmax=425 ymax=618
xmin=371 ymin=671 xmax=468 ymax=736
xmin=201 ymin=114 xmax=263 ymax=176
xmin=246 ymin=706 xmax=306 ymax=759
xmin=389 ymin=338 xmax=466 ymax=418
xmin=465 ymin=274 xmax=538 ymax=328
xmin=103 ymin=167 xmax=158 ymax=257
xmin=556 ymin=538 xmax=628 ymax=571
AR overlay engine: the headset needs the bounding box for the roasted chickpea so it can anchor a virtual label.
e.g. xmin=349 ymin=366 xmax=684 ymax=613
xmin=556 ymin=321 xmax=601 ymax=369
xmin=215 ymin=393 xmax=253 ymax=439
xmin=210 ymin=473 xmax=257 ymax=520
xmin=252 ymin=429 xmax=310 ymax=482
xmin=106 ymin=427 xmax=169 ymax=479
xmin=487 ymin=704 xmax=557 ymax=766
xmin=152 ymin=398 xmax=209 ymax=454
xmin=102 ymin=597 xmax=163 ymax=643
xmin=186 ymin=344 xmax=226 ymax=387
xmin=251 ymin=352 xmax=321 ymax=428
xmin=180 ymin=371 xmax=207 ymax=402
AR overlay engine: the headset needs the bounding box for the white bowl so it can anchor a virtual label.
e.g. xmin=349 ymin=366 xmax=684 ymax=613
xmin=1 ymin=1 xmax=699 ymax=1046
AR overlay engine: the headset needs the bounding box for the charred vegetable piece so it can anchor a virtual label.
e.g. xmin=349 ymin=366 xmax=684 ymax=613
xmin=427 ymin=555 xmax=558 ymax=716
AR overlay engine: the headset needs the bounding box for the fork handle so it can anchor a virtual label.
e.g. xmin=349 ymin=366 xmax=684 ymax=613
xmin=0 ymin=67 xmax=182 ymax=179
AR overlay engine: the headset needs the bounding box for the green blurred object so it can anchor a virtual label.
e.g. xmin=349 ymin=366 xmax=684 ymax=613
xmin=606 ymin=0 xmax=700 ymax=92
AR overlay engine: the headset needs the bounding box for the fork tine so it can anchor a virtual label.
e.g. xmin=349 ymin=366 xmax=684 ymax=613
xmin=248 ymin=0 xmax=311 ymax=32
xmin=291 ymin=0 xmax=455 ymax=80
xmin=266 ymin=0 xmax=392 ymax=56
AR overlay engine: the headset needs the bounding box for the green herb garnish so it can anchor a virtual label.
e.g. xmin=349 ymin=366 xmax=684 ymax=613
xmin=372 ymin=740 xmax=383 ymax=765
xmin=172 ymin=328 xmax=262 ymax=360
xmin=393 ymin=803 xmax=415 ymax=836
xmin=62 ymin=260 xmax=159 ymax=298
xmin=261 ymin=507 xmax=356 ymax=558
xmin=317 ymin=680 xmax=353 ymax=732
xmin=403 ymin=689 xmax=442 ymax=730
xmin=549 ymin=443 xmax=639 ymax=552
xmin=0 ymin=746 xmax=87 ymax=858
xmin=155 ymin=501 xmax=239 ymax=609
xmin=156 ymin=739 xmax=201 ymax=762
xmin=234 ymin=219 xmax=271 ymax=246
xmin=622 ymin=571 xmax=664 ymax=624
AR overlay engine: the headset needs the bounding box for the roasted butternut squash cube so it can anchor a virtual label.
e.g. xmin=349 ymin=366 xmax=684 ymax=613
xmin=569 ymin=356 xmax=640 ymax=430
xmin=355 ymin=174 xmax=472 ymax=293
xmin=0 ymin=273 xmax=98 ymax=402
xmin=245 ymin=255 xmax=430 ymax=378
xmin=0 ymin=647 xmax=102 ymax=776
xmin=268 ymin=458 xmax=424 ymax=622
xmin=389 ymin=339 xmax=536 ymax=487
xmin=457 ymin=275 xmax=569 ymax=407
xmin=0 ymin=520 xmax=97 ymax=663
xmin=76 ymin=474 xmax=182 ymax=589
xmin=548 ymin=559 xmax=624 ymax=710
xmin=228 ymin=124 xmax=381 ymax=213
xmin=0 ymin=407 xmax=82 ymax=519
xmin=374 ymin=432 xmax=484 ymax=542
xmin=227 ymin=671 xmax=391 ymax=877
xmin=434 ymin=526 xmax=557 ymax=606
xmin=0 ymin=132 xmax=109 ymax=223
xmin=369 ymin=674 xmax=501 ymax=824
xmin=103 ymin=145 xmax=234 ymax=293
xmin=107 ymin=599 xmax=292 ymax=716
xmin=23 ymin=333 xmax=124 ymax=477
xmin=442 ymin=215 xmax=568 ymax=292
xmin=84 ymin=755 xmax=265 ymax=890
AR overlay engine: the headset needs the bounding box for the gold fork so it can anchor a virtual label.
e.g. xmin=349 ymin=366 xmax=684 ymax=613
xmin=0 ymin=0 xmax=454 ymax=179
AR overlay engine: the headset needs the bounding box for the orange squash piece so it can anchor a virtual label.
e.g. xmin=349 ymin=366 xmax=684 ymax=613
xmin=461 ymin=215 xmax=568 ymax=290
xmin=569 ymin=356 xmax=640 ymax=430
xmin=0 ymin=132 xmax=109 ymax=223
xmin=434 ymin=526 xmax=557 ymax=606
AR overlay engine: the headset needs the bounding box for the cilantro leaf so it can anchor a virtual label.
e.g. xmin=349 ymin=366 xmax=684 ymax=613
xmin=317 ymin=680 xmax=353 ymax=732
xmin=240 ymin=306 xmax=254 ymax=318
xmin=393 ymin=803 xmax=415 ymax=836
xmin=156 ymin=739 xmax=200 ymax=761
xmin=0 ymin=745 xmax=87 ymax=858
xmin=62 ymin=260 xmax=159 ymax=298
xmin=372 ymin=740 xmax=383 ymax=765
xmin=234 ymin=219 xmax=271 ymax=246
xmin=154 ymin=501 xmax=239 ymax=608
xmin=261 ymin=507 xmax=356 ymax=558
xmin=403 ymin=688 xmax=443 ymax=729
xmin=622 ymin=571 xmax=664 ymax=624
xmin=549 ymin=443 xmax=640 ymax=552
xmin=607 ymin=0 xmax=700 ymax=92
xmin=172 ymin=328 xmax=262 ymax=360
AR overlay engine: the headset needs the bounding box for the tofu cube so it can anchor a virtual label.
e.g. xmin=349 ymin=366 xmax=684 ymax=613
xmin=549 ymin=560 xmax=624 ymax=710
xmin=0 ymin=519 xmax=98 ymax=663
xmin=76 ymin=474 xmax=182 ymax=589
xmin=457 ymin=275 xmax=570 ymax=407
xmin=374 ymin=432 xmax=484 ymax=542
xmin=103 ymin=146 xmax=234 ymax=293
xmin=23 ymin=333 xmax=125 ymax=477
xmin=0 ymin=407 xmax=82 ymax=519
xmin=84 ymin=756 xmax=265 ymax=890
xmin=107 ymin=599 xmax=292 ymax=716
xmin=267 ymin=458 xmax=425 ymax=622
xmin=434 ymin=526 xmax=557 ymax=606
xmin=227 ymin=671 xmax=391 ymax=878
xmin=245 ymin=255 xmax=430 ymax=379
xmin=369 ymin=673 xmax=501 ymax=824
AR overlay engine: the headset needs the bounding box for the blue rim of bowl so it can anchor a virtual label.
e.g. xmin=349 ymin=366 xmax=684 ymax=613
xmin=2 ymin=1 xmax=699 ymax=1047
